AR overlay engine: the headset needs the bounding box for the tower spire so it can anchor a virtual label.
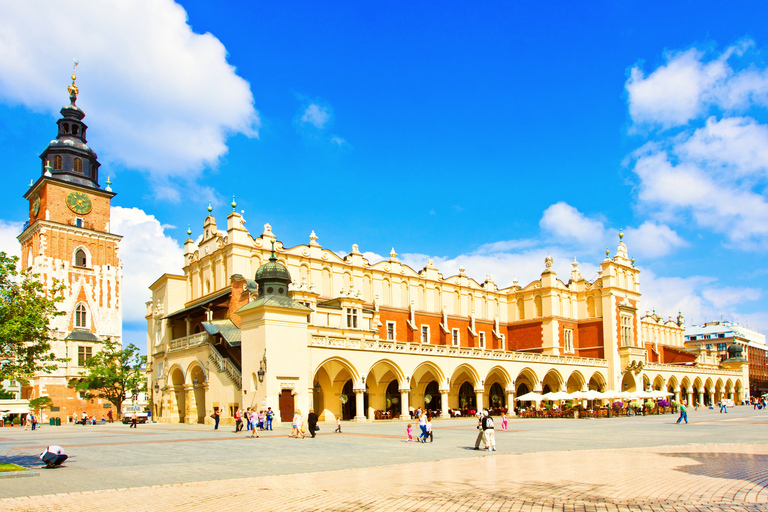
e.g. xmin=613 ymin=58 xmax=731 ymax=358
xmin=68 ymin=59 xmax=79 ymax=104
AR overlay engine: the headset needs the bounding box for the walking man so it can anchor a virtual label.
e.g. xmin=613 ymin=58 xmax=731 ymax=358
xmin=307 ymin=408 xmax=318 ymax=438
xmin=107 ymin=410 xmax=113 ymax=423
xmin=719 ymin=400 xmax=728 ymax=413
xmin=676 ymin=401 xmax=688 ymax=424
xmin=266 ymin=407 xmax=274 ymax=431
xmin=472 ymin=411 xmax=485 ymax=450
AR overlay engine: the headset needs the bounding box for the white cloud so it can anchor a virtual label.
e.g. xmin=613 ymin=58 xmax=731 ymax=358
xmin=701 ymin=286 xmax=762 ymax=310
xmin=301 ymin=104 xmax=330 ymax=129
xmin=0 ymin=0 xmax=258 ymax=180
xmin=539 ymin=202 xmax=607 ymax=247
xmin=624 ymin=222 xmax=687 ymax=259
xmin=0 ymin=220 xmax=23 ymax=260
xmin=626 ymin=41 xmax=760 ymax=130
xmin=627 ymin=48 xmax=726 ymax=128
xmin=111 ymin=206 xmax=184 ymax=324
xmin=330 ymin=136 xmax=346 ymax=146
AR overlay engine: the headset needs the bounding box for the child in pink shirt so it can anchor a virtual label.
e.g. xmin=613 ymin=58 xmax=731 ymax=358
xmin=406 ymin=423 xmax=413 ymax=441
xmin=501 ymin=412 xmax=508 ymax=431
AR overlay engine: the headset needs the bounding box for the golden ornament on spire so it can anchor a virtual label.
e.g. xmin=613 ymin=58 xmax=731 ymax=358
xmin=67 ymin=59 xmax=79 ymax=103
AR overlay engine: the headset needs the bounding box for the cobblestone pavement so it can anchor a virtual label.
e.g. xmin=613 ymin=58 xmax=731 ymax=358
xmin=2 ymin=406 xmax=768 ymax=511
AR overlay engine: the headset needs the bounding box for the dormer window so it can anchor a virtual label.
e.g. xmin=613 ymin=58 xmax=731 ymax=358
xmin=75 ymin=303 xmax=87 ymax=328
xmin=53 ymin=155 xmax=62 ymax=170
xmin=74 ymin=158 xmax=83 ymax=173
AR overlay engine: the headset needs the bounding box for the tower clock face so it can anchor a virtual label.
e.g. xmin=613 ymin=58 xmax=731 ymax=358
xmin=32 ymin=194 xmax=41 ymax=217
xmin=66 ymin=191 xmax=92 ymax=215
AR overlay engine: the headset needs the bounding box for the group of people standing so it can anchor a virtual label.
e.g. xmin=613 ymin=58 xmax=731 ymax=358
xmin=229 ymin=407 xmax=275 ymax=435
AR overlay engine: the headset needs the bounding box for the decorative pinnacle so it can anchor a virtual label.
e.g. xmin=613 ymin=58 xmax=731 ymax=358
xmin=270 ymin=239 xmax=277 ymax=260
xmin=105 ymin=177 xmax=112 ymax=192
xmin=68 ymin=59 xmax=79 ymax=103
xmin=207 ymin=201 xmax=212 ymax=214
xmin=631 ymin=258 xmax=635 ymax=267
xmin=44 ymin=160 xmax=53 ymax=177
xmin=619 ymin=229 xmax=624 ymax=241
xmin=29 ymin=179 xmax=33 ymax=187
xmin=605 ymin=247 xmax=610 ymax=257
xmin=186 ymin=224 xmax=192 ymax=237
xmin=231 ymin=195 xmax=237 ymax=211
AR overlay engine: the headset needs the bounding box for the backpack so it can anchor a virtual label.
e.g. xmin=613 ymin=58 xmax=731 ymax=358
xmin=486 ymin=417 xmax=494 ymax=428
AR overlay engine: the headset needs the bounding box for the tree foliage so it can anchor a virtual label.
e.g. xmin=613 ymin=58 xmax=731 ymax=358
xmin=69 ymin=338 xmax=146 ymax=417
xmin=28 ymin=395 xmax=53 ymax=415
xmin=0 ymin=252 xmax=65 ymax=380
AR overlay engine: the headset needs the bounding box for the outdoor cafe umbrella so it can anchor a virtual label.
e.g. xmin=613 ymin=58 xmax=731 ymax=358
xmin=516 ymin=392 xmax=544 ymax=402
xmin=541 ymin=391 xmax=573 ymax=401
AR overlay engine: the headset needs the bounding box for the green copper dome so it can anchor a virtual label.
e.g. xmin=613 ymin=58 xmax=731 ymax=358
xmin=254 ymin=240 xmax=291 ymax=298
xmin=255 ymin=259 xmax=292 ymax=283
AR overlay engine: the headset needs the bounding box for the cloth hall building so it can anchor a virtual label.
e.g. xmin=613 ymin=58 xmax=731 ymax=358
xmin=146 ymin=209 xmax=748 ymax=425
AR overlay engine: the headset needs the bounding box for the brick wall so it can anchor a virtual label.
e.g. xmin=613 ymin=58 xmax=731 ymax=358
xmin=577 ymin=320 xmax=604 ymax=359
xmin=506 ymin=322 xmax=543 ymax=352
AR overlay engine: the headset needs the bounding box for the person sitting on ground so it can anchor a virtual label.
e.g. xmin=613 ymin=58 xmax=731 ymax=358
xmin=39 ymin=445 xmax=67 ymax=468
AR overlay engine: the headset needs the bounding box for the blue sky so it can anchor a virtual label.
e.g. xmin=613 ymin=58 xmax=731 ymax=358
xmin=1 ymin=1 xmax=767 ymax=354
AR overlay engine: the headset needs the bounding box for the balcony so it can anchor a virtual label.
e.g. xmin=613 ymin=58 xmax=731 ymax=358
xmin=168 ymin=332 xmax=210 ymax=352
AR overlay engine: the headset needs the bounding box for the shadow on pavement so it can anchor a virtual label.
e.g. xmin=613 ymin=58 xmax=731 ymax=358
xmin=665 ymin=452 xmax=768 ymax=487
xmin=3 ymin=454 xmax=43 ymax=468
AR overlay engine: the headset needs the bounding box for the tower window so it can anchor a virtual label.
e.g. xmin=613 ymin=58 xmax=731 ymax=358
xmin=53 ymin=155 xmax=62 ymax=170
xmin=72 ymin=125 xmax=79 ymax=135
xmin=63 ymin=123 xmax=70 ymax=134
xmin=74 ymin=158 xmax=83 ymax=173
xmin=75 ymin=248 xmax=87 ymax=267
xmin=75 ymin=303 xmax=87 ymax=328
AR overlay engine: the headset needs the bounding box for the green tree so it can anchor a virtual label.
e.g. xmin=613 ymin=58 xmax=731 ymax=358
xmin=69 ymin=338 xmax=146 ymax=418
xmin=28 ymin=396 xmax=53 ymax=417
xmin=0 ymin=252 xmax=65 ymax=380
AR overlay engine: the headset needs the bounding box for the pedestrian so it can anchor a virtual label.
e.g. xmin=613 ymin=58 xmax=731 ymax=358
xmin=248 ymin=409 xmax=259 ymax=438
xmin=130 ymin=414 xmax=137 ymax=428
xmin=30 ymin=413 xmax=37 ymax=431
xmin=107 ymin=410 xmax=113 ymax=423
xmin=266 ymin=407 xmax=274 ymax=430
xmin=417 ymin=411 xmax=428 ymax=442
xmin=406 ymin=423 xmax=413 ymax=441
xmin=245 ymin=408 xmax=253 ymax=432
xmin=22 ymin=412 xmax=28 ymax=430
xmin=212 ymin=408 xmax=221 ymax=430
xmin=472 ymin=411 xmax=485 ymax=450
xmin=676 ymin=401 xmax=688 ymax=424
xmin=39 ymin=445 xmax=68 ymax=468
xmin=482 ymin=410 xmax=496 ymax=451
xmin=290 ymin=410 xmax=304 ymax=438
xmin=235 ymin=408 xmax=243 ymax=432
xmin=308 ymin=408 xmax=318 ymax=438
xmin=81 ymin=412 xmax=88 ymax=426
xmin=258 ymin=410 xmax=265 ymax=430
xmin=335 ymin=415 xmax=342 ymax=433
xmin=426 ymin=416 xmax=433 ymax=443
xmin=501 ymin=412 xmax=508 ymax=431
xmin=719 ymin=400 xmax=728 ymax=413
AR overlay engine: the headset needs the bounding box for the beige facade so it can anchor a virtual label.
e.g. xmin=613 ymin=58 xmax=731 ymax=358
xmin=146 ymin=212 xmax=748 ymax=425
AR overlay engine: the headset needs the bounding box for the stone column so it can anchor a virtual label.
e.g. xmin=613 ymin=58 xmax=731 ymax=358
xmin=687 ymin=391 xmax=694 ymax=407
xmin=184 ymin=384 xmax=197 ymax=424
xmin=728 ymin=391 xmax=734 ymax=401
xmin=674 ymin=388 xmax=681 ymax=404
xmin=399 ymin=389 xmax=410 ymax=420
xmin=698 ymin=391 xmax=704 ymax=407
xmin=168 ymin=386 xmax=179 ymax=423
xmin=708 ymin=391 xmax=715 ymax=407
xmin=475 ymin=388 xmax=484 ymax=412
xmin=440 ymin=389 xmax=450 ymax=419
xmin=505 ymin=389 xmax=516 ymax=416
xmin=354 ymin=388 xmax=366 ymax=422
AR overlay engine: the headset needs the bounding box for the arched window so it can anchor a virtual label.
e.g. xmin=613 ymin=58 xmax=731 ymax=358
xmin=53 ymin=155 xmax=62 ymax=170
xmin=74 ymin=158 xmax=83 ymax=173
xmin=75 ymin=303 xmax=87 ymax=328
xmin=72 ymin=125 xmax=79 ymax=135
xmin=75 ymin=249 xmax=87 ymax=267
xmin=63 ymin=123 xmax=70 ymax=134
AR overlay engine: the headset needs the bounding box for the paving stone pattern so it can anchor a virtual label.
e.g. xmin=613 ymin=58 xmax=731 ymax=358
xmin=1 ymin=406 xmax=767 ymax=511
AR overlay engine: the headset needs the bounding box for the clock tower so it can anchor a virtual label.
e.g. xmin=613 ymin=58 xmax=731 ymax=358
xmin=17 ymin=68 xmax=122 ymax=422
